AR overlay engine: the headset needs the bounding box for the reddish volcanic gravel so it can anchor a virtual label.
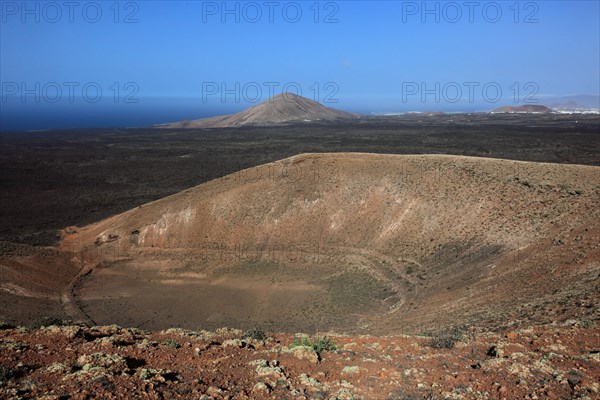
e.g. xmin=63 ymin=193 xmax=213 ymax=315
xmin=0 ymin=322 xmax=599 ymax=399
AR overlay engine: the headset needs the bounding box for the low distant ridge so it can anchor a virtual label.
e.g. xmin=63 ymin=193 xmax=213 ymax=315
xmin=490 ymin=104 xmax=554 ymax=114
xmin=551 ymin=100 xmax=600 ymax=114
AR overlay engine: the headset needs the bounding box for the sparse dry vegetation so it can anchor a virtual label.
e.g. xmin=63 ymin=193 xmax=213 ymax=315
xmin=428 ymin=327 xmax=465 ymax=349
xmin=293 ymin=335 xmax=337 ymax=355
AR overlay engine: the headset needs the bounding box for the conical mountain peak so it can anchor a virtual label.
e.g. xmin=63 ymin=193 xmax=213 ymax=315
xmin=160 ymin=92 xmax=357 ymax=128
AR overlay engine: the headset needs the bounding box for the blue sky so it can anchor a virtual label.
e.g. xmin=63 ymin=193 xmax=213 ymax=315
xmin=1 ymin=0 xmax=599 ymax=130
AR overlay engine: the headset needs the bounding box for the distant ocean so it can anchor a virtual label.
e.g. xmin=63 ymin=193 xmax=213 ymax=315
xmin=0 ymin=97 xmax=238 ymax=132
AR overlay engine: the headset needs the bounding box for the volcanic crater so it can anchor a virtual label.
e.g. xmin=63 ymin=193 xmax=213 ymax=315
xmin=60 ymin=153 xmax=600 ymax=334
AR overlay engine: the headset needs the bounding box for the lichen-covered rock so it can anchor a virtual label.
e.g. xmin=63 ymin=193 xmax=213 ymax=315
xmin=46 ymin=363 xmax=67 ymax=373
xmin=341 ymin=365 xmax=360 ymax=374
xmin=39 ymin=325 xmax=82 ymax=340
xmin=292 ymin=346 xmax=319 ymax=363
xmin=136 ymin=368 xmax=177 ymax=382
xmin=215 ymin=328 xmax=243 ymax=338
xmin=253 ymin=382 xmax=270 ymax=393
xmin=299 ymin=373 xmax=322 ymax=388
xmin=74 ymin=352 xmax=127 ymax=375
xmin=222 ymin=338 xmax=245 ymax=348
xmin=161 ymin=327 xmax=196 ymax=337
xmin=137 ymin=338 xmax=158 ymax=349
xmin=255 ymin=360 xmax=285 ymax=379
xmin=92 ymin=325 xmax=123 ymax=336
xmin=0 ymin=339 xmax=28 ymax=351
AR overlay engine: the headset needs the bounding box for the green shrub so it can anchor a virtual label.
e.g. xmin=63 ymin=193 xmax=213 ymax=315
xmin=580 ymin=320 xmax=596 ymax=328
xmin=428 ymin=327 xmax=464 ymax=349
xmin=293 ymin=335 xmax=336 ymax=355
xmin=162 ymin=339 xmax=181 ymax=349
xmin=430 ymin=336 xmax=458 ymax=349
xmin=243 ymin=327 xmax=268 ymax=341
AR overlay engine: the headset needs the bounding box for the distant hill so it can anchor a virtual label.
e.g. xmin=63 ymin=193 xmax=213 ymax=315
xmin=551 ymin=100 xmax=600 ymax=114
xmin=490 ymin=105 xmax=554 ymax=114
xmin=158 ymin=93 xmax=359 ymax=128
xmin=545 ymin=94 xmax=600 ymax=110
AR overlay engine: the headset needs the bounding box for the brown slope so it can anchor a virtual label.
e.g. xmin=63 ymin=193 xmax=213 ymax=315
xmin=159 ymin=93 xmax=359 ymax=128
xmin=60 ymin=153 xmax=600 ymax=333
